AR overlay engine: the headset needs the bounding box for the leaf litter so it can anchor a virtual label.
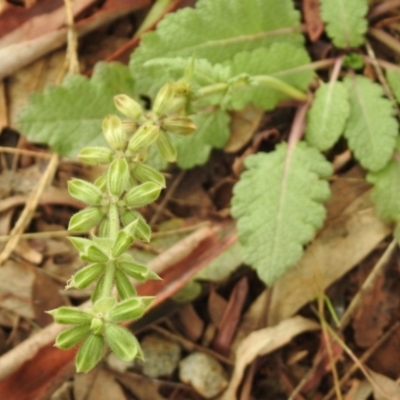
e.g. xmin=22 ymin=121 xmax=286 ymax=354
xmin=1 ymin=0 xmax=400 ymax=399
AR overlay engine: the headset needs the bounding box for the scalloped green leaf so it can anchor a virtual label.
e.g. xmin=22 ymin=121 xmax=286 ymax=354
xmin=231 ymin=142 xmax=332 ymax=285
xmin=305 ymin=82 xmax=350 ymax=151
xmin=367 ymin=138 xmax=400 ymax=225
xmin=17 ymin=62 xmax=136 ymax=158
xmin=130 ymin=0 xmax=304 ymax=95
xmin=319 ymin=0 xmax=368 ymax=48
xmin=173 ymin=110 xmax=230 ymax=169
xmin=227 ymin=44 xmax=312 ymax=110
xmin=343 ymin=75 xmax=398 ymax=172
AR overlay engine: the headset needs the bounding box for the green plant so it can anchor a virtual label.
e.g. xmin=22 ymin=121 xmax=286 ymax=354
xmin=48 ymin=83 xmax=197 ymax=372
xmin=18 ymin=0 xmax=400 ymax=369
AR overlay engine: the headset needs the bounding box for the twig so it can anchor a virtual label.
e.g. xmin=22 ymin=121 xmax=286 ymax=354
xmin=0 ymin=153 xmax=59 ymax=266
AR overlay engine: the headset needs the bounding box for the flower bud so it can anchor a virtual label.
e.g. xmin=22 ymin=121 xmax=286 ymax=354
xmin=104 ymin=324 xmax=141 ymax=361
xmin=107 ymin=158 xmax=129 ymax=197
xmin=111 ymin=219 xmax=138 ymax=258
xmin=122 ymin=120 xmax=138 ymax=136
xmin=161 ymin=116 xmax=196 ymax=136
xmin=127 ymin=123 xmax=160 ymax=153
xmin=55 ymin=324 xmax=91 ymax=350
xmin=94 ymin=173 xmax=108 ymax=191
xmin=68 ymin=179 xmax=103 ymax=205
xmin=48 ymin=307 xmax=91 ymax=325
xmin=157 ymin=130 xmax=177 ymax=162
xmin=67 ymin=263 xmax=105 ymax=289
xmin=68 ymin=206 xmax=104 ymax=232
xmin=123 ymin=182 xmax=162 ymax=208
xmin=90 ymin=317 xmax=104 ymax=335
xmin=98 ymin=218 xmax=110 ymax=237
xmin=102 ymin=115 xmax=127 ymax=151
xmin=152 ymin=83 xmax=175 ymax=116
xmin=115 ymin=269 xmax=137 ymax=299
xmin=131 ymin=162 xmax=166 ymax=187
xmin=117 ymin=254 xmax=150 ymax=281
xmin=76 ymin=333 xmax=106 ymax=373
xmin=114 ymin=94 xmax=143 ymax=120
xmin=78 ymin=147 xmax=114 ymax=166
xmin=109 ymin=297 xmax=153 ymax=323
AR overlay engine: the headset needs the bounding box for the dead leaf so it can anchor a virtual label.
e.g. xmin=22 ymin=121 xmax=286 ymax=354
xmin=74 ymin=368 xmax=126 ymax=400
xmin=224 ymin=105 xmax=263 ymax=153
xmin=221 ymin=316 xmax=320 ymax=400
xmin=367 ymin=367 xmax=400 ymax=400
xmin=175 ymin=304 xmax=204 ymax=342
xmin=302 ymin=0 xmax=324 ymax=42
xmin=268 ymin=191 xmax=390 ymax=325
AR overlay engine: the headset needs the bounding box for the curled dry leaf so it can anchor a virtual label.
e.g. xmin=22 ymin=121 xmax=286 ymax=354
xmin=221 ymin=316 xmax=320 ymax=400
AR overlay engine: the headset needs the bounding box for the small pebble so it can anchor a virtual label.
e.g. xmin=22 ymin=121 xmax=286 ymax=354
xmin=179 ymin=352 xmax=228 ymax=398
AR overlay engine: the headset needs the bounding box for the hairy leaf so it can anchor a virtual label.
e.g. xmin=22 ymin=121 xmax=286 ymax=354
xmin=305 ymin=82 xmax=350 ymax=151
xmin=343 ymin=75 xmax=398 ymax=171
xmin=227 ymin=44 xmax=312 ymax=110
xmin=319 ymin=0 xmax=368 ymax=48
xmin=231 ymin=142 xmax=332 ymax=285
xmin=367 ymin=138 xmax=400 ymax=225
xmin=173 ymin=110 xmax=230 ymax=169
xmin=17 ymin=63 xmax=136 ymax=158
xmin=130 ymin=0 xmax=304 ymax=94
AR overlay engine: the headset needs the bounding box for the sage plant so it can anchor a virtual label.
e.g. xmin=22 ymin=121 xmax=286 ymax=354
xmin=48 ymin=82 xmax=196 ymax=372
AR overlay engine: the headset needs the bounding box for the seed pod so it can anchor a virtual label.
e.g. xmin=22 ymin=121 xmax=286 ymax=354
xmin=152 ymin=83 xmax=175 ymax=116
xmin=108 ymin=297 xmax=149 ymax=323
xmin=131 ymin=162 xmax=166 ymax=187
xmin=76 ymin=333 xmax=106 ymax=373
xmin=115 ymin=269 xmax=137 ymax=299
xmin=114 ymin=94 xmax=143 ymax=120
xmin=67 ymin=263 xmax=105 ymax=289
xmin=55 ymin=324 xmax=91 ymax=350
xmin=161 ymin=116 xmax=196 ymax=136
xmin=48 ymin=307 xmax=91 ymax=325
xmin=93 ymin=296 xmax=117 ymax=315
xmin=94 ymin=173 xmax=108 ymax=192
xmin=102 ymin=115 xmax=127 ymax=151
xmin=105 ymin=323 xmax=142 ymax=361
xmin=68 ymin=179 xmax=103 ymax=205
xmin=117 ymin=254 xmax=150 ymax=281
xmin=111 ymin=219 xmax=138 ymax=258
xmin=156 ymin=130 xmax=177 ymax=162
xmin=78 ymin=146 xmax=114 ymax=165
xmin=128 ymin=123 xmax=160 ymax=154
xmin=91 ymin=274 xmax=106 ymax=303
xmin=123 ymin=182 xmax=162 ymax=208
xmin=107 ymin=158 xmax=129 ymax=197
xmin=68 ymin=207 xmax=104 ymax=232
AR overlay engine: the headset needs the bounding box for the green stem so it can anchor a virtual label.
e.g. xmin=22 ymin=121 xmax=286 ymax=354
xmin=100 ymin=203 xmax=120 ymax=298
xmin=101 ymin=261 xmax=116 ymax=298
xmin=108 ymin=202 xmax=120 ymax=240
xmin=252 ymin=75 xmax=307 ymax=100
xmin=195 ymin=82 xmax=229 ymax=99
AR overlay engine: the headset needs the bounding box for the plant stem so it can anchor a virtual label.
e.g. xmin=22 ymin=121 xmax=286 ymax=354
xmin=101 ymin=261 xmax=116 ymax=298
xmin=108 ymin=202 xmax=120 ymax=240
xmin=252 ymin=75 xmax=307 ymax=100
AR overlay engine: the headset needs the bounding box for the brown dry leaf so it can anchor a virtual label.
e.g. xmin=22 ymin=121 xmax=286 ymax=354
xmin=175 ymin=304 xmax=204 ymax=342
xmin=366 ymin=367 xmax=400 ymax=400
xmin=224 ymin=105 xmax=263 ymax=153
xmin=221 ymin=316 xmax=320 ymax=400
xmin=344 ymin=380 xmax=372 ymax=400
xmin=352 ymin=273 xmax=391 ymax=348
xmin=268 ymin=191 xmax=390 ymax=325
xmin=74 ymin=368 xmax=126 ymax=400
xmin=114 ymin=371 xmax=168 ymax=400
xmin=208 ymin=287 xmax=228 ymax=327
xmin=302 ymin=0 xmax=324 ymax=42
